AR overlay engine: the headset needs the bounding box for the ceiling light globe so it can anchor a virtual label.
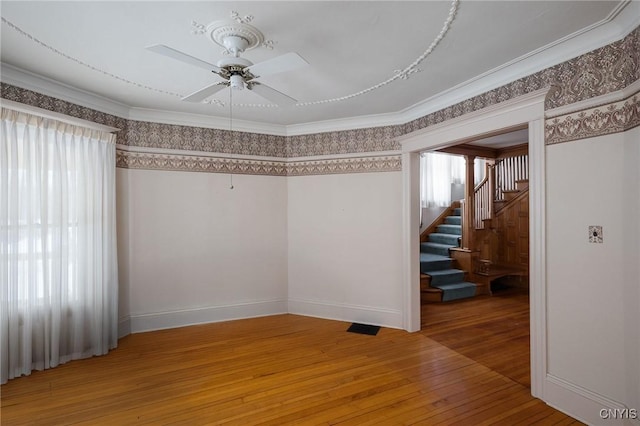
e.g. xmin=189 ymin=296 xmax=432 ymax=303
xmin=230 ymin=74 xmax=245 ymax=90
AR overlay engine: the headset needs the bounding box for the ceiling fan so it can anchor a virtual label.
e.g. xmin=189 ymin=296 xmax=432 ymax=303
xmin=147 ymin=20 xmax=308 ymax=106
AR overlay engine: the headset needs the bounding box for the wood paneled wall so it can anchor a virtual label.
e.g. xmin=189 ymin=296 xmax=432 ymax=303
xmin=493 ymin=191 xmax=529 ymax=270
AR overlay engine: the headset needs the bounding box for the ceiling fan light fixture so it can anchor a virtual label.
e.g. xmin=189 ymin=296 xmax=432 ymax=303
xmin=229 ymin=74 xmax=245 ymax=90
xmin=148 ymin=13 xmax=307 ymax=106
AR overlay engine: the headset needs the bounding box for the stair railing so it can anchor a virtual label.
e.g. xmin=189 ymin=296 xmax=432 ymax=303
xmin=494 ymin=154 xmax=528 ymax=202
xmin=472 ymin=153 xmax=528 ymax=229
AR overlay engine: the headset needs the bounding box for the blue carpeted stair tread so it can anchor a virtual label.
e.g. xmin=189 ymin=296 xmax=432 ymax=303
xmin=420 ymin=253 xmax=453 ymax=273
xmin=421 ymin=242 xmax=455 ymax=250
xmin=419 ymin=204 xmax=476 ymax=302
xmin=426 ymin=268 xmax=465 ymax=285
xmin=427 ymin=268 xmax=465 ymax=277
xmin=436 ymin=224 xmax=462 ymax=235
xmin=420 ymin=253 xmax=451 ymax=262
xmin=420 ymin=242 xmax=455 ymax=257
xmin=428 ymin=233 xmax=460 ymax=245
xmin=444 ymin=216 xmax=462 ymax=225
xmin=431 ymin=281 xmax=476 ymax=290
xmin=432 ymin=282 xmax=477 ymax=302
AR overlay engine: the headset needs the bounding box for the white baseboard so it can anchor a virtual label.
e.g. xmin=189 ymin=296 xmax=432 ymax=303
xmin=129 ymin=299 xmax=288 ymax=333
xmin=124 ymin=298 xmax=401 ymax=335
xmin=287 ymin=298 xmax=403 ymax=330
xmin=118 ymin=316 xmax=131 ymax=339
xmin=544 ymin=374 xmax=638 ymax=425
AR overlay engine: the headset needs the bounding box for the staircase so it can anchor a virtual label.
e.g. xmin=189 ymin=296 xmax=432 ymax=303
xmin=474 ymin=178 xmax=530 ymax=291
xmin=420 ymin=207 xmax=477 ymax=302
xmin=420 ymin=149 xmax=530 ymax=303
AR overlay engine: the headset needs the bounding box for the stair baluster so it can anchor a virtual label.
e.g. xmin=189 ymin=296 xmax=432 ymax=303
xmin=494 ymin=153 xmax=528 ymax=204
xmin=473 ymin=163 xmax=494 ymax=230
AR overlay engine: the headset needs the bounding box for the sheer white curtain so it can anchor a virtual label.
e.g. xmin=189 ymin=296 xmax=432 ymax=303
xmin=420 ymin=152 xmax=465 ymax=207
xmin=1 ymin=108 xmax=118 ymax=384
xmin=420 ymin=153 xmax=489 ymax=207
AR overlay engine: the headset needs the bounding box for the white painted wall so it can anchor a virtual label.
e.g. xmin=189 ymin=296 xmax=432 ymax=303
xmin=622 ymin=126 xmax=640 ymax=416
xmin=116 ymin=167 xmax=405 ymax=333
xmin=420 ymin=207 xmax=447 ymax=233
xmin=546 ymin=126 xmax=640 ymax=414
xmin=116 ymin=169 xmax=288 ymax=333
xmin=287 ymin=172 xmax=404 ymax=328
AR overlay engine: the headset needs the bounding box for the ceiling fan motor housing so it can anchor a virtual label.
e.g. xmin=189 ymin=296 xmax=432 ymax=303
xmin=223 ymin=35 xmax=249 ymax=56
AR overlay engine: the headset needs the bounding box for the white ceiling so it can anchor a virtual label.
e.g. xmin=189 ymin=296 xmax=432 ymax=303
xmin=0 ymin=1 xmax=634 ymax=134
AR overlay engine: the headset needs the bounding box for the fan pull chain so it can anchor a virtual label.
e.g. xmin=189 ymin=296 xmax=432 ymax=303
xmin=229 ymin=87 xmax=234 ymax=190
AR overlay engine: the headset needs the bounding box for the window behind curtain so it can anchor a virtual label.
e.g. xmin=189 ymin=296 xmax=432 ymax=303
xmin=1 ymin=107 xmax=118 ymax=384
xmin=420 ymin=152 xmax=486 ymax=208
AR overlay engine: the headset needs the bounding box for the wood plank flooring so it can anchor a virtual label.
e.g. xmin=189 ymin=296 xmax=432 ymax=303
xmin=2 ymin=302 xmax=579 ymax=425
xmin=421 ymin=286 xmax=531 ymax=388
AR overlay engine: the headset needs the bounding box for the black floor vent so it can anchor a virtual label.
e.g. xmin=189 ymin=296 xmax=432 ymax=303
xmin=347 ymin=323 xmax=380 ymax=336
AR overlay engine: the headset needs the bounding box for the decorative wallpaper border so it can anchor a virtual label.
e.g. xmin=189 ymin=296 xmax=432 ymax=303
xmin=115 ymin=150 xmax=287 ymax=176
xmin=287 ymin=155 xmax=402 ymax=176
xmin=116 ymin=150 xmax=401 ymax=176
xmin=0 ymin=84 xmax=287 ymax=158
xmin=2 ymin=25 xmax=639 ymax=171
xmin=398 ymin=26 xmax=639 ymax=140
xmin=124 ymin=120 xmax=287 ymax=158
xmin=545 ymin=91 xmax=640 ymax=145
xmin=286 ymin=126 xmax=402 ymax=158
xmin=0 ymin=83 xmax=128 ymax=131
xmin=284 ymin=18 xmax=637 ymax=157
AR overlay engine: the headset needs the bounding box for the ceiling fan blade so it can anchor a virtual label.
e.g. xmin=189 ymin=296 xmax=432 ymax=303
xmin=147 ymin=44 xmax=222 ymax=73
xmin=249 ymin=83 xmax=297 ymax=107
xmin=245 ymin=52 xmax=308 ymax=78
xmin=182 ymin=82 xmax=228 ymax=102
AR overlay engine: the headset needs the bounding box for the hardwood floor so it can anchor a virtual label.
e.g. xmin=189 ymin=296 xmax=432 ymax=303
xmin=2 ymin=307 xmax=579 ymax=425
xmin=421 ymin=286 xmax=531 ymax=388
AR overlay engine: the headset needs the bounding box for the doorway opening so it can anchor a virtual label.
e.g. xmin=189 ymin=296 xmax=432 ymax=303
xmin=418 ymin=128 xmax=531 ymax=387
xmin=419 ymin=129 xmax=530 ymax=301
xmin=399 ymin=88 xmax=548 ymax=398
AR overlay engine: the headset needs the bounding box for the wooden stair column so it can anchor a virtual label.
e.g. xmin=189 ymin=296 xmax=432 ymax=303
xmin=461 ymin=154 xmax=475 ymax=250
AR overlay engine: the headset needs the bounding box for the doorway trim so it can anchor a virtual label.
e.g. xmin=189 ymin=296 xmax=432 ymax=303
xmin=398 ymin=88 xmax=549 ymax=399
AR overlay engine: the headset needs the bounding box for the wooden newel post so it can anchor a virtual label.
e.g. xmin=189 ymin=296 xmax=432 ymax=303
xmin=461 ymin=155 xmax=476 ymax=250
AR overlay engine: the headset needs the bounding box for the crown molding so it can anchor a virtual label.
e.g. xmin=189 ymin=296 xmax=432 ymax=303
xmin=1 ymin=2 xmax=638 ymax=137
xmin=398 ymin=88 xmax=550 ymax=153
xmin=286 ymin=0 xmax=638 ymax=135
xmin=285 ymin=110 xmax=404 ymax=136
xmin=397 ymin=0 xmax=639 ymax=125
xmin=0 ymin=62 xmax=130 ymax=119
